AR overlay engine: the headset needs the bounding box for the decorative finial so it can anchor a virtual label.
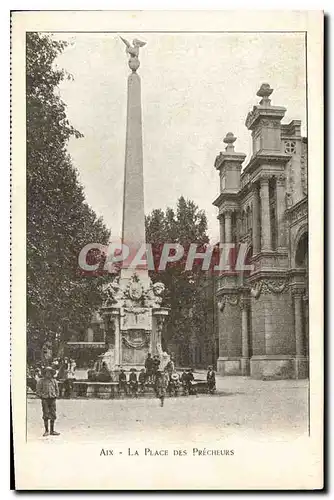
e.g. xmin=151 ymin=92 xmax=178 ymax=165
xmin=223 ymin=132 xmax=237 ymax=152
xmin=256 ymin=83 xmax=273 ymax=106
xmin=120 ymin=36 xmax=146 ymax=72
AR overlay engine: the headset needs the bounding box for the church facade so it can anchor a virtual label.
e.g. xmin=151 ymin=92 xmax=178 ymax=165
xmin=213 ymin=83 xmax=308 ymax=379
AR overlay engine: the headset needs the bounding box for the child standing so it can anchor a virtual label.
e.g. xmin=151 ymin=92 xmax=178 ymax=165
xmin=36 ymin=367 xmax=60 ymax=437
xmin=207 ymin=365 xmax=216 ymax=394
xmin=154 ymin=370 xmax=167 ymax=407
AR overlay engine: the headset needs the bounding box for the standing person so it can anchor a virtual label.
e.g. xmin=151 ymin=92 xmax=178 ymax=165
xmin=61 ymin=358 xmax=70 ymax=398
xmin=154 ymin=369 xmax=167 ymax=407
xmin=67 ymin=359 xmax=76 ymax=397
xmin=180 ymin=369 xmax=188 ymax=395
xmin=144 ymin=353 xmax=154 ymax=383
xmin=187 ymin=368 xmax=197 ymax=395
xmin=36 ymin=367 xmax=60 ymax=437
xmin=152 ymin=355 xmax=161 ymax=383
xmin=57 ymin=359 xmax=67 ymax=398
xmin=118 ymin=367 xmax=127 ymax=395
xmin=52 ymin=361 xmax=59 ymax=379
xmin=207 ymin=365 xmax=216 ymax=394
xmin=138 ymin=369 xmax=146 ymax=393
xmin=27 ymin=366 xmax=37 ymax=393
xmin=166 ymin=356 xmax=175 ymax=379
xmin=129 ymin=368 xmax=138 ymax=397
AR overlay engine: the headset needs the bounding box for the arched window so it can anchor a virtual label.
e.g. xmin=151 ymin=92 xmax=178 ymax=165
xmin=295 ymin=232 xmax=308 ymax=269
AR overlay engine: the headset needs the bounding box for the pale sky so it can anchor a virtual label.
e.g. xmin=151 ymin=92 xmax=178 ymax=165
xmin=54 ymin=32 xmax=306 ymax=242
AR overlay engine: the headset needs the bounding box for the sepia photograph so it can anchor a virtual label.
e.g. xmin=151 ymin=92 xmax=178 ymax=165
xmin=11 ymin=10 xmax=323 ymax=490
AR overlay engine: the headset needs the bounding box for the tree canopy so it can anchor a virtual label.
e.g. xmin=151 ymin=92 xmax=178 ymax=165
xmin=145 ymin=196 xmax=215 ymax=366
xmin=27 ymin=33 xmax=110 ymax=360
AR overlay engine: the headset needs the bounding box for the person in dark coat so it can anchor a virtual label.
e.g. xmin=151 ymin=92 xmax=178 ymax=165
xmin=98 ymin=362 xmax=111 ymax=382
xmin=144 ymin=353 xmax=154 ymax=383
xmin=154 ymin=370 xmax=167 ymax=407
xmin=87 ymin=361 xmax=98 ymax=381
xmin=129 ymin=369 xmax=138 ymax=397
xmin=207 ymin=365 xmax=216 ymax=394
xmin=182 ymin=369 xmax=196 ymax=395
xmin=57 ymin=359 xmax=68 ymax=398
xmin=152 ymin=355 xmax=161 ymax=383
xmin=36 ymin=367 xmax=60 ymax=436
xmin=180 ymin=370 xmax=188 ymax=395
xmin=187 ymin=368 xmax=197 ymax=395
xmin=118 ymin=368 xmax=127 ymax=394
xmin=27 ymin=366 xmax=37 ymax=393
xmin=138 ymin=369 xmax=146 ymax=393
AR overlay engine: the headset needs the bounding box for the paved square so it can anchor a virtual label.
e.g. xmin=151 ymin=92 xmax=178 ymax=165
xmin=27 ymin=377 xmax=309 ymax=443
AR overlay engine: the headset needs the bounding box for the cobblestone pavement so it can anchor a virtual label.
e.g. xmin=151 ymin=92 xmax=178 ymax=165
xmin=27 ymin=377 xmax=309 ymax=443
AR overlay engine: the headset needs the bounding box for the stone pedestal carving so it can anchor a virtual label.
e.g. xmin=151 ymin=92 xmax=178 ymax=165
xmin=102 ymin=274 xmax=169 ymax=370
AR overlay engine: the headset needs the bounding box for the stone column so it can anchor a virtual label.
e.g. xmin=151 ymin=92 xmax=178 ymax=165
xmin=225 ymin=211 xmax=232 ymax=244
xmin=240 ymin=297 xmax=250 ymax=375
xmin=252 ymin=183 xmax=260 ymax=254
xmin=294 ymin=293 xmax=304 ymax=357
xmin=294 ymin=291 xmax=308 ymax=378
xmin=260 ymin=177 xmax=272 ymax=251
xmin=303 ymin=294 xmax=309 ymax=356
xmin=276 ymin=175 xmax=287 ymax=248
xmin=87 ymin=327 xmax=94 ymax=342
xmin=219 ymin=215 xmax=225 ymax=244
xmin=236 ymin=212 xmax=241 ymax=245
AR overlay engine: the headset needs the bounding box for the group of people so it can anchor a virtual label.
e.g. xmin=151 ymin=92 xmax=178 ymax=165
xmin=28 ymin=351 xmax=217 ymax=436
xmin=27 ymin=357 xmax=77 ymax=399
xmin=116 ymin=360 xmax=216 ymax=405
xmin=89 ymin=353 xmax=216 ymax=407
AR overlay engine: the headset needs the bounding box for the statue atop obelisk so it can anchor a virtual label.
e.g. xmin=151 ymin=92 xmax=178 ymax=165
xmin=100 ymin=37 xmax=169 ymax=373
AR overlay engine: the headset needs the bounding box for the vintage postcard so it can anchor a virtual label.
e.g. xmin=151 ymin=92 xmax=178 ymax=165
xmin=11 ymin=10 xmax=323 ymax=490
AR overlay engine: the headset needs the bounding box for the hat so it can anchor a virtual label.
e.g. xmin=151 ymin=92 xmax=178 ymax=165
xmin=171 ymin=373 xmax=179 ymax=381
xmin=130 ymin=368 xmax=137 ymax=372
xmin=44 ymin=366 xmax=55 ymax=375
xmin=208 ymin=365 xmax=213 ymax=370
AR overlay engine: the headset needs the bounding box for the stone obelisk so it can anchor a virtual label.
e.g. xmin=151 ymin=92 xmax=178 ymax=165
xmin=100 ymin=38 xmax=169 ymax=375
xmin=121 ymin=37 xmax=148 ymax=281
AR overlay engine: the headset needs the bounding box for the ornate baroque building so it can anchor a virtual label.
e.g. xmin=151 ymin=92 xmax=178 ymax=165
xmin=213 ymin=83 xmax=308 ymax=379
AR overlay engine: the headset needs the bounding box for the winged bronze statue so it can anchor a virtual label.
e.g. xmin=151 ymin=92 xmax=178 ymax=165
xmin=120 ymin=36 xmax=146 ymax=71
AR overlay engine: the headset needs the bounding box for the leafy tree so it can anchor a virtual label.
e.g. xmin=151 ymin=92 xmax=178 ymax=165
xmin=27 ymin=33 xmax=110 ymax=361
xmin=145 ymin=196 xmax=212 ymax=366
